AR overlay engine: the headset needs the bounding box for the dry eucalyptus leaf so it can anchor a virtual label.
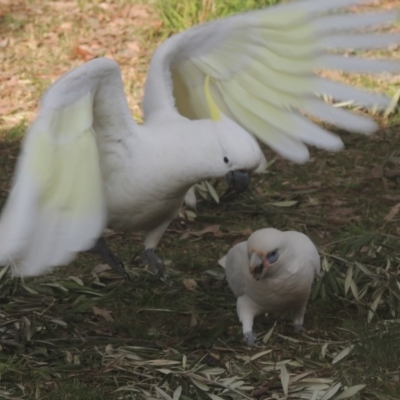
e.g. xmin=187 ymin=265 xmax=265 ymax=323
xmin=271 ymin=200 xmax=298 ymax=207
xmin=280 ymin=364 xmax=289 ymax=396
xmin=66 ymin=350 xmax=73 ymax=363
xmin=335 ymin=384 xmax=366 ymax=400
xmin=384 ymin=202 xmax=400 ymax=222
xmin=183 ymin=278 xmax=197 ymax=291
xmin=69 ymin=276 xmax=84 ymax=286
xmin=332 ymin=345 xmax=354 ymax=364
xmin=365 ymin=165 xmax=383 ymax=180
xmin=180 ymin=224 xmax=221 ymax=239
xmin=105 ymin=344 xmax=114 ymax=354
xmin=93 ymin=306 xmax=114 ymax=322
xmin=332 ymin=208 xmax=354 ymax=216
xmin=92 ymin=264 xmax=111 ymax=274
xmin=385 ymin=169 xmax=400 ymax=179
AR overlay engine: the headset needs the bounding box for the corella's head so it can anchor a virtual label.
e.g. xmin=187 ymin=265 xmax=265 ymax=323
xmin=247 ymin=228 xmax=289 ymax=280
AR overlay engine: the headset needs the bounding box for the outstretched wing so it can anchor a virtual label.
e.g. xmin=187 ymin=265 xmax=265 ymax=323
xmin=0 ymin=58 xmax=137 ymax=276
xmin=143 ymin=0 xmax=399 ymax=163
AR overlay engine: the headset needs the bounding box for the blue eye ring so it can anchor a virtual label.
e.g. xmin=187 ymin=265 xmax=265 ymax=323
xmin=266 ymin=249 xmax=279 ymax=264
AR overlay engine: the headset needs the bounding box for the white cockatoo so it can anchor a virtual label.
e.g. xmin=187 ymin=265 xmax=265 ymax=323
xmin=219 ymin=228 xmax=320 ymax=345
xmin=0 ymin=0 xmax=399 ymax=278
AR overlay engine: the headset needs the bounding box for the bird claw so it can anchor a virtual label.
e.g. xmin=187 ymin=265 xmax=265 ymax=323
xmin=244 ymin=331 xmax=257 ymax=346
xmin=143 ymin=249 xmax=170 ymax=283
xmin=294 ymin=324 xmax=306 ymax=333
xmin=88 ymin=237 xmax=129 ymax=279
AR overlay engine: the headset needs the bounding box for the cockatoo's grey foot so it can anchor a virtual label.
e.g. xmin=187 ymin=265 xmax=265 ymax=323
xmin=244 ymin=331 xmax=257 ymax=346
xmin=294 ymin=324 xmax=305 ymax=333
xmin=143 ymin=249 xmax=169 ymax=283
xmin=89 ymin=237 xmax=128 ymax=279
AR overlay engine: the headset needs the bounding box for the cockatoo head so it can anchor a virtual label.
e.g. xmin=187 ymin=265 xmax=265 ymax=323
xmin=247 ymin=228 xmax=289 ymax=281
xmin=213 ymin=114 xmax=263 ymax=191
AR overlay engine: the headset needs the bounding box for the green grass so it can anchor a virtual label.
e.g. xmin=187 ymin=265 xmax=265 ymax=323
xmin=43 ymin=380 xmax=107 ymax=400
xmin=1 ymin=0 xmax=400 ymax=398
xmin=156 ymin=0 xmax=280 ymax=33
xmin=2 ymin=121 xmax=400 ymax=398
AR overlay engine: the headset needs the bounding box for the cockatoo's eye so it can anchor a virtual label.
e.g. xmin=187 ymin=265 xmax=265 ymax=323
xmin=266 ymin=249 xmax=279 ymax=264
xmin=223 ymin=156 xmax=229 ymax=164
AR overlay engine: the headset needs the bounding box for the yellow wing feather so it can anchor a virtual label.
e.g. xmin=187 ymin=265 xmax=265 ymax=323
xmin=204 ymin=75 xmax=221 ymax=122
xmin=169 ymin=0 xmax=399 ymax=161
xmin=0 ymin=91 xmax=107 ymax=275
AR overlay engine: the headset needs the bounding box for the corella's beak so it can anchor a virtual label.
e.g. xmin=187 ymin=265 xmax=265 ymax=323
xmin=225 ymin=170 xmax=252 ymax=192
xmin=249 ymin=252 xmax=263 ymax=281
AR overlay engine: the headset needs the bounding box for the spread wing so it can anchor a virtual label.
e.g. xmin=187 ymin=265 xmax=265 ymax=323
xmin=0 ymin=58 xmax=137 ymax=276
xmin=143 ymin=0 xmax=399 ymax=163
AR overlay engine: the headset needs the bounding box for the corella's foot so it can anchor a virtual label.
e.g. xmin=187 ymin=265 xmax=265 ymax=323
xmin=142 ymin=249 xmax=169 ymax=283
xmin=244 ymin=331 xmax=257 ymax=346
xmin=294 ymin=324 xmax=306 ymax=333
xmin=88 ymin=237 xmax=129 ymax=279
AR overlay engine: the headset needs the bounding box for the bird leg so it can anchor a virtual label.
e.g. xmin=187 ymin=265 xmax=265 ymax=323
xmin=237 ymin=295 xmax=263 ymax=346
xmin=143 ymin=222 xmax=170 ymax=283
xmin=142 ymin=248 xmax=169 ymax=283
xmin=88 ymin=237 xmax=128 ymax=278
xmin=293 ymin=302 xmax=307 ymax=333
xmin=294 ymin=324 xmax=306 ymax=333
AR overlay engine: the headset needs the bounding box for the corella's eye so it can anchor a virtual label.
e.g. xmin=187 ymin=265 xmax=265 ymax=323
xmin=223 ymin=156 xmax=229 ymax=164
xmin=266 ymin=249 xmax=279 ymax=264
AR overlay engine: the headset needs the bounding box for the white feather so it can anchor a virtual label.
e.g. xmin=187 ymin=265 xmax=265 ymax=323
xmin=222 ymin=228 xmax=320 ymax=339
xmin=321 ymin=33 xmax=400 ymax=50
xmin=0 ymin=82 xmax=108 ymax=276
xmin=318 ymin=54 xmax=400 ymax=74
xmin=315 ymin=77 xmax=391 ymax=109
xmin=0 ymin=59 xmax=263 ymax=276
xmin=143 ymin=0 xmax=399 ymax=161
xmin=315 ymin=11 xmax=399 ymax=34
xmin=218 ymin=80 xmax=344 ymax=150
xmin=1 ymin=0 xmax=399 ymax=276
xmin=301 ymin=99 xmax=378 ymax=134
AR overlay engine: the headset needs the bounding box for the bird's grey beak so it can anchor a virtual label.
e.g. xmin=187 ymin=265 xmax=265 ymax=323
xmin=249 ymin=252 xmax=263 ymax=281
xmin=225 ymin=170 xmax=252 ymax=192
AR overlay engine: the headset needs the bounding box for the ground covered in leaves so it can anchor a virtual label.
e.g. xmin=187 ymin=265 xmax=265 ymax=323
xmin=1 ymin=0 xmax=400 ymax=399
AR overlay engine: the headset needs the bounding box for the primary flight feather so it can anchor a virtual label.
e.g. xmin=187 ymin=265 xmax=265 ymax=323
xmin=0 ymin=0 xmax=399 ymax=277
